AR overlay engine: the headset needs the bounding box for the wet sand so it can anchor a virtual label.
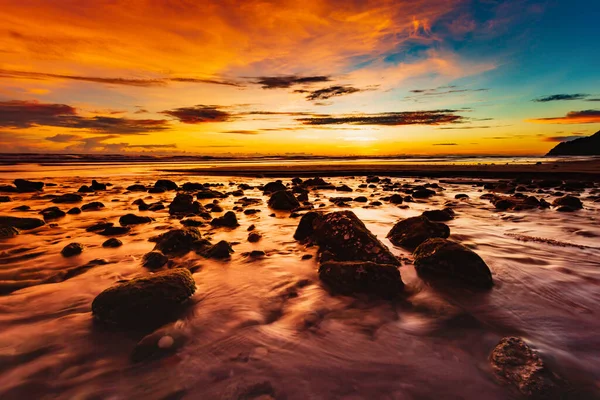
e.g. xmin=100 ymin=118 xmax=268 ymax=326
xmin=1 ymin=165 xmax=600 ymax=399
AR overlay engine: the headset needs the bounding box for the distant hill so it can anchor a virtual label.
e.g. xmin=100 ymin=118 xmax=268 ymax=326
xmin=546 ymin=130 xmax=600 ymax=156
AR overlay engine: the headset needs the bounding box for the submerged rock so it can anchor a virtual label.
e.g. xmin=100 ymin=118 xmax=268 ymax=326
xmin=422 ymin=208 xmax=455 ymax=222
xmin=552 ymin=195 xmax=583 ymax=210
xmin=52 ymin=193 xmax=83 ymax=204
xmin=154 ymin=179 xmax=178 ymax=191
xmin=490 ymin=337 xmax=566 ymax=399
xmin=81 ymin=201 xmax=105 ymax=211
xmin=413 ymin=238 xmax=493 ymax=289
xmin=102 ymin=238 xmax=123 ymax=248
xmin=99 ymin=226 xmax=131 ymax=236
xmin=40 ymin=206 xmax=66 ymax=220
xmin=0 ymin=216 xmax=45 ymax=230
xmin=91 ymin=268 xmax=196 ymax=329
xmin=263 ymin=180 xmax=286 ymax=193
xmin=0 ymin=225 xmax=19 ymax=239
xmin=201 ymin=240 xmax=234 ymax=259
xmin=127 ymin=184 xmax=147 ymax=192
xmin=14 ymin=179 xmax=44 ymax=192
xmin=0 ymin=196 xmax=10 ymax=203
xmin=67 ymin=207 xmax=82 ymax=215
xmin=168 ymin=193 xmax=206 ymax=216
xmin=119 ymin=213 xmax=153 ymax=226
xmin=319 ymin=261 xmax=403 ymax=298
xmin=312 ymin=211 xmax=399 ymax=265
xmin=61 ymin=242 xmax=84 ymax=257
xmin=210 ymin=211 xmax=239 ymax=228
xmin=387 ymin=216 xmax=450 ymax=250
xmin=268 ymin=190 xmax=300 ymax=210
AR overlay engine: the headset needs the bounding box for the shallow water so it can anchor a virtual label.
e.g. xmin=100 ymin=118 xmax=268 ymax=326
xmin=1 ymin=168 xmax=599 ymax=399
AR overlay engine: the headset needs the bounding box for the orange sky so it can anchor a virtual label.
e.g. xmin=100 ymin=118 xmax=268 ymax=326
xmin=0 ymin=0 xmax=598 ymax=156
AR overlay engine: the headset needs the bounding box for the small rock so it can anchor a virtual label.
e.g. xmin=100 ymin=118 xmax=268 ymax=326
xmin=52 ymin=193 xmax=83 ymax=204
xmin=67 ymin=207 xmax=82 ymax=215
xmin=102 ymin=238 xmax=123 ymax=248
xmin=61 ymin=243 xmax=84 ymax=257
xmin=143 ymin=251 xmax=169 ymax=269
xmin=552 ymin=195 xmax=583 ymax=210
xmin=0 ymin=225 xmax=19 ymax=239
xmin=81 ymin=201 xmax=105 ymax=211
xmin=248 ymin=232 xmax=261 ymax=242
xmin=201 ymin=240 xmax=234 ymax=259
xmin=268 ymin=190 xmax=300 ymax=210
xmin=387 ymin=216 xmax=450 ymax=250
xmin=210 ymin=211 xmax=239 ymax=228
xmin=41 ymin=206 xmax=66 ymax=220
xmin=120 ymin=214 xmax=153 ymax=226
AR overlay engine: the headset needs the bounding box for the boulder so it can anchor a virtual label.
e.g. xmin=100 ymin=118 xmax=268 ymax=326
xmin=91 ymin=180 xmax=107 ymax=191
xmin=181 ymin=182 xmax=204 ymax=191
xmin=154 ymin=179 xmax=178 ymax=191
xmin=413 ymin=238 xmax=493 ymax=289
xmin=102 ymin=238 xmax=123 ymax=248
xmin=40 ymin=206 xmax=66 ymax=220
xmin=387 ymin=216 xmax=450 ymax=250
xmin=127 ymin=184 xmax=147 ymax=192
xmin=268 ymin=190 xmax=300 ymax=210
xmin=168 ymin=193 xmax=206 ymax=216
xmin=293 ymin=211 xmax=323 ymax=241
xmin=312 ymin=211 xmax=399 ymax=265
xmin=201 ymin=240 xmax=234 ymax=259
xmin=61 ymin=243 xmax=84 ymax=257
xmin=552 ymin=195 xmax=583 ymax=210
xmin=143 ymin=251 xmax=169 ymax=269
xmin=389 ymin=194 xmax=403 ymax=204
xmin=263 ymin=180 xmax=286 ymax=193
xmin=335 ymin=184 xmax=353 ymax=192
xmin=319 ymin=261 xmax=404 ymax=299
xmin=52 ymin=193 xmax=83 ymax=204
xmin=14 ymin=179 xmax=44 ymax=192
xmin=151 ymin=228 xmax=206 ymax=254
xmin=119 ymin=214 xmax=153 ymax=226
xmin=91 ymin=268 xmax=196 ymax=329
xmin=490 ymin=337 xmax=566 ymax=398
xmin=0 ymin=216 xmax=45 ymax=230
xmin=67 ymin=207 xmax=82 ymax=215
xmin=210 ymin=211 xmax=239 ymax=228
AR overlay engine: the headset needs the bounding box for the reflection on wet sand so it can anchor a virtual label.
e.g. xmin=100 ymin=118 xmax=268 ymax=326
xmin=0 ymin=167 xmax=599 ymax=399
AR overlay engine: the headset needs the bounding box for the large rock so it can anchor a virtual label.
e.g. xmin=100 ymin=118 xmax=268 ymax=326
xmin=268 ymin=190 xmax=300 ymax=210
xmin=120 ymin=214 xmax=153 ymax=226
xmin=168 ymin=193 xmax=206 ymax=216
xmin=387 ymin=216 xmax=450 ymax=250
xmin=14 ymin=179 xmax=44 ymax=192
xmin=413 ymin=238 xmax=493 ymax=289
xmin=91 ymin=268 xmax=196 ymax=329
xmin=293 ymin=211 xmax=322 ymax=241
xmin=210 ymin=211 xmax=239 ymax=228
xmin=552 ymin=195 xmax=583 ymax=210
xmin=319 ymin=261 xmax=404 ymax=299
xmin=142 ymin=251 xmax=169 ymax=269
xmin=490 ymin=337 xmax=566 ymax=398
xmin=151 ymin=228 xmax=206 ymax=254
xmin=312 ymin=211 xmax=399 ymax=265
xmin=0 ymin=216 xmax=45 ymax=230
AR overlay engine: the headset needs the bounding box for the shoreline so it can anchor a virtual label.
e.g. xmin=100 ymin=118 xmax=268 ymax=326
xmin=162 ymin=159 xmax=600 ymax=181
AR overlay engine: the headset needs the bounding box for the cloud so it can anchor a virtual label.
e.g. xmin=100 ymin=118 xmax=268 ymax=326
xmin=46 ymin=134 xmax=83 ymax=143
xmin=533 ymin=94 xmax=589 ymax=102
xmin=304 ymin=85 xmax=363 ymax=101
xmin=542 ymin=135 xmax=589 ymax=142
xmin=160 ymin=105 xmax=231 ymax=123
xmin=252 ymin=75 xmax=331 ymax=89
xmin=432 ymin=143 xmax=458 ymax=146
xmin=297 ymin=110 xmax=465 ymax=126
xmin=0 ymin=69 xmax=241 ymax=87
xmin=0 ymin=100 xmax=169 ymax=133
xmin=527 ymin=110 xmax=600 ymax=124
xmin=405 ymin=85 xmax=488 ymax=100
xmin=221 ymin=130 xmax=261 ymax=135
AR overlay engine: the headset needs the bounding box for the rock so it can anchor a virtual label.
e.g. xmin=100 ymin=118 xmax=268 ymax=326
xmin=210 ymin=211 xmax=239 ymax=228
xmin=78 ymin=185 xmax=94 ymax=193
xmin=91 ymin=180 xmax=107 ymax=191
xmin=293 ymin=211 xmax=323 ymax=241
xmin=119 ymin=214 xmax=153 ymax=226
xmin=152 ymin=228 xmax=205 ymax=254
xmin=268 ymin=190 xmax=300 ymax=210
xmin=99 ymin=226 xmax=131 ymax=236
xmin=143 ymin=251 xmax=169 ymax=269
xmin=148 ymin=202 xmax=165 ymax=211
xmin=494 ymin=198 xmax=516 ymax=211
xmin=353 ymin=196 xmax=368 ymax=203
xmin=552 ymin=195 xmax=583 ymax=210
xmin=412 ymin=187 xmax=436 ymax=198
xmin=546 ymin=129 xmax=600 ymax=156
xmin=91 ymin=268 xmax=196 ymax=329
xmin=154 ymin=179 xmax=178 ymax=191
xmin=131 ymin=323 xmax=189 ymax=363
xmin=40 ymin=206 xmax=66 ymax=220
xmin=387 ymin=216 xmax=450 ymax=250
xmin=413 ymin=238 xmax=493 ymax=289
xmin=263 ymin=180 xmax=286 ymax=193
xmin=67 ymin=207 xmax=81 ymax=215
xmin=181 ymin=182 xmax=204 ymax=191
xmin=245 ymin=250 xmax=266 ymax=258
xmin=422 ymin=208 xmax=454 ymax=222
xmin=102 ymin=238 xmax=123 ymax=248
xmin=0 ymin=196 xmax=10 ymax=202
xmin=312 ymin=211 xmax=399 ymax=265
xmin=303 ymin=177 xmax=330 ymax=187
xmin=336 ymin=184 xmax=353 ymax=192
xmin=0 ymin=185 xmax=17 ymax=193
xmin=244 ymin=208 xmax=260 ymax=215
xmin=389 ymin=194 xmax=403 ymax=204
xmin=12 ymin=205 xmax=29 ymax=211
xmin=248 ymin=232 xmax=261 ymax=242
xmin=180 ymin=218 xmax=205 ymax=227
xmin=0 ymin=216 xmax=45 ymax=230
xmin=556 ymin=205 xmax=576 ymax=212
xmin=52 ymin=193 xmax=83 ymax=204
xmin=490 ymin=337 xmax=566 ymax=398
xmin=247 ymin=224 xmax=256 ymax=231
xmin=168 ymin=193 xmax=206 ymax=216
xmin=148 ymin=187 xmax=165 ymax=194
xmin=196 ymin=189 xmax=226 ymax=199
xmin=201 ymin=240 xmax=233 ymax=259
xmin=455 ymin=193 xmax=469 ymax=200
xmin=319 ymin=261 xmax=403 ymax=298
xmin=81 ymin=201 xmax=105 ymax=211
xmin=61 ymin=243 xmax=84 ymax=257
xmin=14 ymin=179 xmax=44 ymax=192
xmin=86 ymin=222 xmax=113 ymax=232
xmin=0 ymin=225 xmax=19 ymax=239
xmin=127 ymin=184 xmax=147 ymax=192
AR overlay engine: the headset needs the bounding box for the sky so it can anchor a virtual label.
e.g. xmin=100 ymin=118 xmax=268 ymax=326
xmin=0 ymin=0 xmax=598 ymax=156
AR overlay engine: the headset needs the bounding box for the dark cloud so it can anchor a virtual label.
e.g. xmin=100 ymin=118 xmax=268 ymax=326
xmin=432 ymin=143 xmax=458 ymax=146
xmin=305 ymin=85 xmax=362 ymax=101
xmin=438 ymin=126 xmax=491 ymax=130
xmin=543 ymin=135 xmax=589 ymax=142
xmin=0 ymin=100 xmax=169 ymax=133
xmin=252 ymin=75 xmax=330 ymax=89
xmin=406 ymin=86 xmax=488 ymax=100
xmin=0 ymin=69 xmax=241 ymax=87
xmin=587 ymin=98 xmax=600 ymax=102
xmin=528 ymin=109 xmax=600 ymax=124
xmin=533 ymin=94 xmax=589 ymax=102
xmin=221 ymin=130 xmax=261 ymax=135
xmin=297 ymin=110 xmax=465 ymax=126
xmin=46 ymin=134 xmax=83 ymax=143
xmin=160 ymin=105 xmax=231 ymax=123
